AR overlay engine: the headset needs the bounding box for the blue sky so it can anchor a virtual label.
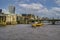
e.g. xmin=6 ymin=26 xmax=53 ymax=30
xmin=0 ymin=0 xmax=60 ymax=18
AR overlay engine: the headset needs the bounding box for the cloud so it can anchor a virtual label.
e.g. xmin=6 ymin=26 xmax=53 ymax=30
xmin=2 ymin=9 xmax=9 ymax=14
xmin=18 ymin=3 xmax=60 ymax=17
xmin=51 ymin=7 xmax=60 ymax=12
xmin=55 ymin=0 xmax=60 ymax=6
xmin=14 ymin=0 xmax=47 ymax=5
xmin=18 ymin=3 xmax=49 ymax=17
xmin=47 ymin=7 xmax=60 ymax=17
xmin=14 ymin=0 xmax=30 ymax=4
xmin=11 ymin=0 xmax=60 ymax=18
xmin=19 ymin=3 xmax=44 ymax=10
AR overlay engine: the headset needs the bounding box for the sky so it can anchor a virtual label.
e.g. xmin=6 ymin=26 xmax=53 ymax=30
xmin=0 ymin=0 xmax=60 ymax=18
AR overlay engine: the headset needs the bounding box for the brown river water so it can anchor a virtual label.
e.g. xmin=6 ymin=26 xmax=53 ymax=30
xmin=0 ymin=23 xmax=60 ymax=40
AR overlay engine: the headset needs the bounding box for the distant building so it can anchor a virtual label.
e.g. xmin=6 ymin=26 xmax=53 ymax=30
xmin=22 ymin=14 xmax=35 ymax=19
xmin=16 ymin=14 xmax=24 ymax=24
xmin=0 ymin=9 xmax=4 ymax=14
xmin=0 ymin=9 xmax=2 ymax=13
xmin=22 ymin=14 xmax=35 ymax=24
xmin=8 ymin=5 xmax=15 ymax=14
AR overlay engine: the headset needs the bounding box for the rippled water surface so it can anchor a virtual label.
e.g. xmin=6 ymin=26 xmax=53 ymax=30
xmin=0 ymin=24 xmax=60 ymax=40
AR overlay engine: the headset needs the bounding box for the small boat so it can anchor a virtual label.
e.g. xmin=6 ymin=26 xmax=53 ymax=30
xmin=32 ymin=22 xmax=44 ymax=27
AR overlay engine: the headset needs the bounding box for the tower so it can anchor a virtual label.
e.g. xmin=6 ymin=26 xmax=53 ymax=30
xmin=8 ymin=5 xmax=15 ymax=14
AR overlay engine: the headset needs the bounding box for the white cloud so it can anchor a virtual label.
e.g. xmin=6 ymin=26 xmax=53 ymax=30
xmin=2 ymin=9 xmax=10 ymax=14
xmin=55 ymin=0 xmax=60 ymax=6
xmin=18 ymin=3 xmax=50 ymax=17
xmin=48 ymin=7 xmax=60 ymax=17
xmin=38 ymin=8 xmax=48 ymax=13
xmin=14 ymin=0 xmax=31 ymax=4
xmin=19 ymin=3 xmax=44 ymax=10
xmin=51 ymin=7 xmax=60 ymax=12
xmin=17 ymin=3 xmax=60 ymax=18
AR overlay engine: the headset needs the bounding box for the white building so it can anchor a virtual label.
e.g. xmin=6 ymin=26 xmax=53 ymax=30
xmin=0 ymin=13 xmax=17 ymax=25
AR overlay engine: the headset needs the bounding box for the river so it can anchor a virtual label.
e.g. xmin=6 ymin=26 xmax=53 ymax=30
xmin=0 ymin=24 xmax=60 ymax=40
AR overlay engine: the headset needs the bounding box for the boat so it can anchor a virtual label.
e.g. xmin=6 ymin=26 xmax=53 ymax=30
xmin=32 ymin=22 xmax=44 ymax=27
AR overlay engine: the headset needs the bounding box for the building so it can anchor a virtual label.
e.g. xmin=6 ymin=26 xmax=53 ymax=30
xmin=22 ymin=14 xmax=35 ymax=20
xmin=0 ymin=13 xmax=17 ymax=25
xmin=0 ymin=9 xmax=2 ymax=13
xmin=16 ymin=14 xmax=24 ymax=24
xmin=8 ymin=5 xmax=15 ymax=14
xmin=6 ymin=14 xmax=17 ymax=24
xmin=22 ymin=14 xmax=35 ymax=24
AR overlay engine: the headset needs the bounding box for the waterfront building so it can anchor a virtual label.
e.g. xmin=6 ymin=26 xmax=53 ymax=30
xmin=22 ymin=14 xmax=35 ymax=24
xmin=0 ymin=13 xmax=17 ymax=25
xmin=22 ymin=14 xmax=35 ymax=19
xmin=16 ymin=14 xmax=24 ymax=24
xmin=6 ymin=14 xmax=17 ymax=24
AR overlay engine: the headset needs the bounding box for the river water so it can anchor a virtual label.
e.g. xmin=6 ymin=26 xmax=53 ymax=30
xmin=0 ymin=24 xmax=60 ymax=40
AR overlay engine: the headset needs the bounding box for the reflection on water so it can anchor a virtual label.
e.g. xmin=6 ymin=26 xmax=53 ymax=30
xmin=0 ymin=24 xmax=60 ymax=40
